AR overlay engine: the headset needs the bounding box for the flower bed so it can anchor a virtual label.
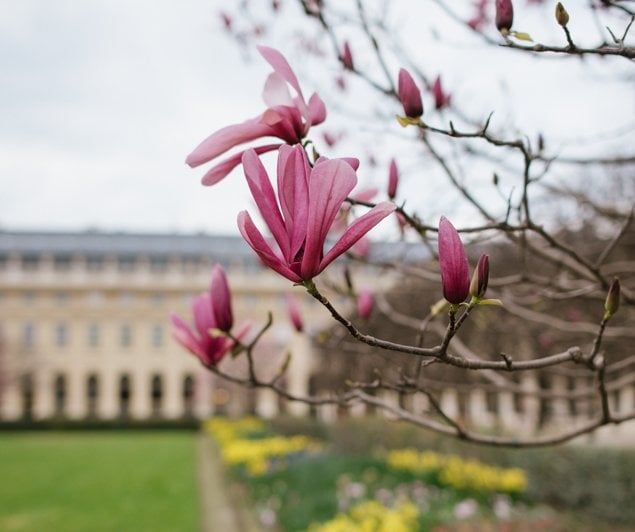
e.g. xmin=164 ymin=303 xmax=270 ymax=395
xmin=204 ymin=417 xmax=563 ymax=531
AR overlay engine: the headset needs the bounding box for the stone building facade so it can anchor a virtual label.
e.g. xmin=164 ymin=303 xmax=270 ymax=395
xmin=1 ymin=229 xmax=632 ymax=444
xmin=0 ymin=230 xmax=329 ymax=421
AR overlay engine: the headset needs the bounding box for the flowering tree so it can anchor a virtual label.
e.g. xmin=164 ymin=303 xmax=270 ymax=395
xmin=174 ymin=0 xmax=634 ymax=447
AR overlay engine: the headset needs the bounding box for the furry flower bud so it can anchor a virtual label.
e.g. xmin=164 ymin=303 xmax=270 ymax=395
xmin=555 ymin=2 xmax=569 ymax=26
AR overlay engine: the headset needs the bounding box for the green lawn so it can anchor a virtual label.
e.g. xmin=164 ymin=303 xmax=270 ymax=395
xmin=0 ymin=431 xmax=199 ymax=532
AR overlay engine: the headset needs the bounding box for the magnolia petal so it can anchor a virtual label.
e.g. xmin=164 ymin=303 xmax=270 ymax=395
xmin=238 ymin=211 xmax=302 ymax=283
xmin=302 ymin=159 xmax=357 ymax=279
xmin=201 ymin=144 xmax=282 ymax=186
xmin=351 ymin=187 xmax=378 ymax=203
xmin=170 ymin=313 xmax=207 ymax=361
xmin=191 ymin=293 xmax=216 ymax=338
xmin=307 ymin=93 xmax=327 ymax=126
xmin=263 ymin=72 xmax=294 ymax=108
xmin=186 ymin=118 xmax=273 ymax=167
xmin=257 ymin=46 xmax=305 ymax=103
xmin=211 ymin=264 xmax=233 ymax=331
xmin=277 ymin=145 xmax=310 ymax=261
xmin=242 ymin=149 xmax=291 ymax=259
xmin=320 ymin=202 xmax=395 ymax=271
xmin=342 ymin=157 xmax=360 ymax=170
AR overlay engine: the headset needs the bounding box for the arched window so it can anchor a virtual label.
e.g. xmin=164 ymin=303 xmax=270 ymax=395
xmin=54 ymin=374 xmax=66 ymax=416
xmin=119 ymin=375 xmax=132 ymax=418
xmin=86 ymin=374 xmax=99 ymax=417
xmin=151 ymin=374 xmax=163 ymax=416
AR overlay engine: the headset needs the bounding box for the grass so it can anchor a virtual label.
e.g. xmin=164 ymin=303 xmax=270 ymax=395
xmin=0 ymin=431 xmax=199 ymax=532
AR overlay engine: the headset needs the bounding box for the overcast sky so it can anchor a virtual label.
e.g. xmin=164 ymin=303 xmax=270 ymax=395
xmin=1 ymin=1 xmax=632 ymax=236
xmin=0 ymin=0 xmax=268 ymax=235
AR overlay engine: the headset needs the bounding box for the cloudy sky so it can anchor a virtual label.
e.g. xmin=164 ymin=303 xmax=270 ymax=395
xmin=1 ymin=1 xmax=632 ymax=235
xmin=0 ymin=0 xmax=269 ymax=234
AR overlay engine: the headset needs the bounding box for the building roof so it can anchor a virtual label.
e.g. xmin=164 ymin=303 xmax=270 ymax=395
xmin=0 ymin=229 xmax=429 ymax=263
xmin=0 ymin=230 xmax=252 ymax=260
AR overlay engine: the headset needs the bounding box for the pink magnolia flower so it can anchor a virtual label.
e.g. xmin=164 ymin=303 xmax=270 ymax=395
xmin=495 ymin=0 xmax=514 ymax=32
xmin=432 ymin=75 xmax=451 ymax=110
xmin=387 ymin=158 xmax=399 ymax=200
xmin=398 ymin=68 xmax=423 ymax=119
xmin=357 ymin=288 xmax=374 ymax=319
xmin=438 ymin=216 xmax=470 ymax=304
xmin=237 ymin=145 xmax=395 ymax=282
xmin=286 ymin=294 xmax=304 ymax=332
xmin=186 ymin=46 xmax=327 ymax=186
xmin=170 ymin=266 xmax=249 ymax=366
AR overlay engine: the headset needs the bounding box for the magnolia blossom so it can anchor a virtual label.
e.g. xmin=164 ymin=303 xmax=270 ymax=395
xmin=286 ymin=294 xmax=304 ymax=332
xmin=397 ymin=68 xmax=423 ymax=119
xmin=238 ymin=145 xmax=395 ymax=283
xmin=438 ymin=216 xmax=470 ymax=304
xmin=357 ymin=288 xmax=374 ymax=319
xmin=186 ymin=46 xmax=326 ymax=186
xmin=170 ymin=266 xmax=248 ymax=366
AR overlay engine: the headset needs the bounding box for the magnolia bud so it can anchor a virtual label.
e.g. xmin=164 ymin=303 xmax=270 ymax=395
xmin=357 ymin=288 xmax=374 ymax=320
xmin=341 ymin=41 xmax=354 ymax=70
xmin=495 ymin=0 xmax=514 ymax=33
xmin=469 ymin=254 xmax=489 ymax=299
xmin=287 ymin=294 xmax=304 ymax=332
xmin=397 ymin=68 xmax=423 ymax=119
xmin=387 ymin=158 xmax=399 ymax=200
xmin=555 ymin=2 xmax=569 ymax=26
xmin=603 ymin=277 xmax=620 ymax=321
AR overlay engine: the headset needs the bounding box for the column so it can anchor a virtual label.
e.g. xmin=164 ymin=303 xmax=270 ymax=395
xmin=99 ymin=370 xmax=119 ymax=419
xmin=286 ymin=333 xmax=311 ymax=416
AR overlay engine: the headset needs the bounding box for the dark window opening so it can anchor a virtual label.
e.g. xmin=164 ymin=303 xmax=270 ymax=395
xmin=151 ymin=375 xmax=163 ymax=416
xmin=119 ymin=375 xmax=132 ymax=418
xmin=183 ymin=375 xmax=195 ymax=417
xmin=20 ymin=374 xmax=34 ymax=420
xmin=87 ymin=374 xmax=99 ymax=417
xmin=54 ymin=374 xmax=66 ymax=416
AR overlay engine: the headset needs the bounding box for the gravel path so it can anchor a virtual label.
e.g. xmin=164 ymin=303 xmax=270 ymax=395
xmin=197 ymin=433 xmax=262 ymax=532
